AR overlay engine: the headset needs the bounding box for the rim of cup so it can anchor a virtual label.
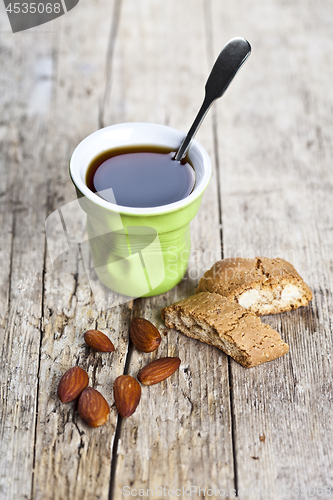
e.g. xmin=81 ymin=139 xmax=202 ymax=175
xmin=69 ymin=122 xmax=212 ymax=216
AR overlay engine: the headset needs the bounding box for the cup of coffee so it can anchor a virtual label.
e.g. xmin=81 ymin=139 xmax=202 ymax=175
xmin=70 ymin=122 xmax=211 ymax=297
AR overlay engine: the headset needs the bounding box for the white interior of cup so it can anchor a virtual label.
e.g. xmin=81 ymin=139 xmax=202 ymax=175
xmin=70 ymin=122 xmax=212 ymax=215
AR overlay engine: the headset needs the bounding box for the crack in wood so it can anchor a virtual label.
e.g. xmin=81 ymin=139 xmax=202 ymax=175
xmin=108 ymin=336 xmax=135 ymax=500
xmin=99 ymin=0 xmax=123 ymax=129
xmin=6 ymin=215 xmax=15 ymax=315
xmin=30 ymin=234 xmax=48 ymax=500
xmin=228 ymin=358 xmax=239 ymax=496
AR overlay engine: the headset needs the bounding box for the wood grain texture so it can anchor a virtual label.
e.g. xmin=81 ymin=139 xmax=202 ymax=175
xmin=103 ymin=0 xmax=235 ymax=496
xmin=210 ymin=0 xmax=333 ymax=497
xmin=0 ymin=26 xmax=52 ymax=498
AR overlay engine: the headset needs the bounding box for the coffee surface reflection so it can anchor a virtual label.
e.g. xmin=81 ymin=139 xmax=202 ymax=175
xmin=86 ymin=145 xmax=195 ymax=208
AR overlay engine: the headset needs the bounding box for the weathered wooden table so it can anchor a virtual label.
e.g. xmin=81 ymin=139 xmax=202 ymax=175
xmin=1 ymin=0 xmax=332 ymax=498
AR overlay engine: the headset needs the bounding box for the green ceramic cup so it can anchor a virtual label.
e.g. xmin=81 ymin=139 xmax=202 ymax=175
xmin=69 ymin=123 xmax=211 ymax=297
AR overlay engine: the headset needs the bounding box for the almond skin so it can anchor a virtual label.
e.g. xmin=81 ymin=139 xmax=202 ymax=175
xmin=78 ymin=387 xmax=110 ymax=427
xmin=129 ymin=318 xmax=161 ymax=353
xmin=137 ymin=357 xmax=181 ymax=386
xmin=57 ymin=366 xmax=89 ymax=403
xmin=113 ymin=375 xmax=141 ymax=418
xmin=84 ymin=330 xmax=115 ymax=352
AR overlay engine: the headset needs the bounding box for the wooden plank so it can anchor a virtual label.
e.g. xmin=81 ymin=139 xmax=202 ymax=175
xmin=0 ymin=26 xmax=52 ymax=499
xmin=0 ymin=28 xmax=14 ymax=330
xmin=211 ymin=0 xmax=333 ymax=496
xmin=31 ymin=1 xmax=137 ymax=499
xmin=102 ymin=0 xmax=235 ymax=496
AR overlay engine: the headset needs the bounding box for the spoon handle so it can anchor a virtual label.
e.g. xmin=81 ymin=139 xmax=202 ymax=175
xmin=174 ymin=37 xmax=251 ymax=162
xmin=174 ymin=96 xmax=212 ymax=162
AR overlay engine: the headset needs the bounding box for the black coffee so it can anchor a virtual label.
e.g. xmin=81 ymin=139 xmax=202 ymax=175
xmin=86 ymin=145 xmax=195 ymax=208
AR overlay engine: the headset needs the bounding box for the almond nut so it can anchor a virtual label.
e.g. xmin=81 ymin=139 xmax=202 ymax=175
xmin=84 ymin=330 xmax=115 ymax=352
xmin=137 ymin=357 xmax=181 ymax=386
xmin=113 ymin=375 xmax=141 ymax=418
xmin=57 ymin=366 xmax=89 ymax=403
xmin=129 ymin=318 xmax=161 ymax=353
xmin=78 ymin=387 xmax=110 ymax=427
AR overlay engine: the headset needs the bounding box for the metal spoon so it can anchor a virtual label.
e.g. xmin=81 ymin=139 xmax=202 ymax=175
xmin=174 ymin=37 xmax=251 ymax=162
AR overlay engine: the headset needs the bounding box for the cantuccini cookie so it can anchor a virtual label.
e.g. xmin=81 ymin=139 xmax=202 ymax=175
xmin=196 ymin=257 xmax=312 ymax=315
xmin=161 ymin=292 xmax=289 ymax=368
